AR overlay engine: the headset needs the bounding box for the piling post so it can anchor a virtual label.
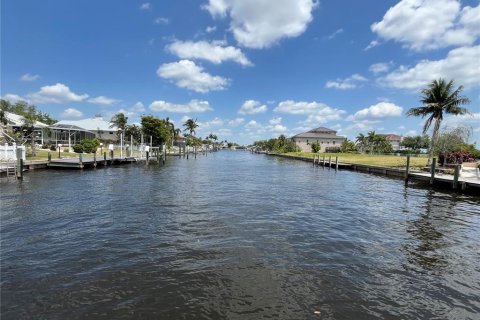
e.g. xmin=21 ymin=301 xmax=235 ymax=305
xmin=104 ymin=152 xmax=107 ymax=166
xmin=48 ymin=151 xmax=51 ymax=163
xmin=79 ymin=153 xmax=83 ymax=166
xmin=194 ymin=146 xmax=197 ymax=159
xmin=163 ymin=146 xmax=166 ymax=165
xmin=16 ymin=147 xmax=23 ymax=179
xmin=405 ymin=155 xmax=411 ymax=185
xmin=453 ymin=164 xmax=460 ymax=189
xmin=335 ymin=156 xmax=339 ymax=171
xmin=328 ymin=156 xmax=332 ymax=168
xmin=430 ymin=158 xmax=436 ymax=185
xmin=313 ymin=155 xmax=316 ymax=166
xmin=322 ymin=155 xmax=325 ymax=167
xmin=146 ymin=151 xmax=149 ymax=165
xmin=93 ymin=153 xmax=97 ymax=167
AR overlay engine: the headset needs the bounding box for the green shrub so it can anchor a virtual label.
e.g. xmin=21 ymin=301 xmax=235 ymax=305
xmin=63 ymin=148 xmax=70 ymax=153
xmin=311 ymin=142 xmax=320 ymax=153
xmin=72 ymin=144 xmax=84 ymax=153
xmin=80 ymin=138 xmax=100 ymax=153
xmin=50 ymin=145 xmax=57 ymax=151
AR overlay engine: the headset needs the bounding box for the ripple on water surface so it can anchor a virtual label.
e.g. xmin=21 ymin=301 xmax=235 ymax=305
xmin=1 ymin=152 xmax=479 ymax=319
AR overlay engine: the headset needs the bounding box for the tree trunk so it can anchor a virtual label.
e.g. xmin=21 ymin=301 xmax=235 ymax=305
xmin=428 ymin=117 xmax=441 ymax=166
xmin=31 ymin=129 xmax=36 ymax=157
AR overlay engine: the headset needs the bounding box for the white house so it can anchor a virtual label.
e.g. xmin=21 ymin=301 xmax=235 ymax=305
xmin=291 ymin=127 xmax=345 ymax=152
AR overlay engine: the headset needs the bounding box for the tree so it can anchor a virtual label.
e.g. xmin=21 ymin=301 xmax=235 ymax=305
xmin=406 ymin=78 xmax=470 ymax=163
xmin=340 ymin=139 xmax=357 ymax=153
xmin=141 ymin=115 xmax=171 ymax=146
xmin=367 ymin=130 xmax=376 ymax=153
xmin=22 ymin=106 xmax=39 ymax=156
xmin=355 ymin=133 xmax=367 ymax=153
xmin=400 ymin=135 xmax=430 ymax=151
xmin=124 ymin=124 xmax=142 ymax=145
xmin=183 ymin=118 xmax=198 ymax=136
xmin=311 ymin=141 xmax=320 ymax=153
xmin=110 ymin=113 xmax=128 ymax=140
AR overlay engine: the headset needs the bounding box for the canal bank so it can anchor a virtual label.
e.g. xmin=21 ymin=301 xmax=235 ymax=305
xmin=264 ymin=153 xmax=480 ymax=194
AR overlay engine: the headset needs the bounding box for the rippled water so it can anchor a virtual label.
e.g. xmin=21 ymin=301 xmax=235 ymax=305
xmin=1 ymin=151 xmax=479 ymax=319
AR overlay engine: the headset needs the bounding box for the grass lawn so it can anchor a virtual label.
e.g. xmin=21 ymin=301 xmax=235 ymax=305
xmin=284 ymin=152 xmax=428 ymax=169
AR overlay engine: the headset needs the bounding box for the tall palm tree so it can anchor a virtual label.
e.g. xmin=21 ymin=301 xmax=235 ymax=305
xmin=355 ymin=133 xmax=367 ymax=153
xmin=406 ymin=79 xmax=470 ymax=164
xmin=367 ymin=130 xmax=376 ymax=153
xmin=183 ymin=118 xmax=198 ymax=136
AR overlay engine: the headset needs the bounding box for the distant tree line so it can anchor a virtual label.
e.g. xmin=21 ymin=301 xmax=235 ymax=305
xmin=253 ymin=135 xmax=299 ymax=153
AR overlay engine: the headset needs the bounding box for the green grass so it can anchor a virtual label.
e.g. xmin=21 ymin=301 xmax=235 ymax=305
xmin=284 ymin=152 xmax=428 ymax=169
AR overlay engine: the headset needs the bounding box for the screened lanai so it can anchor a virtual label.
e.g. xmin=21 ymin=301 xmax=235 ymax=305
xmin=48 ymin=123 xmax=96 ymax=148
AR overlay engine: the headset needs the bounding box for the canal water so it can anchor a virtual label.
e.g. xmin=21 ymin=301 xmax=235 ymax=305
xmin=1 ymin=151 xmax=479 ymax=319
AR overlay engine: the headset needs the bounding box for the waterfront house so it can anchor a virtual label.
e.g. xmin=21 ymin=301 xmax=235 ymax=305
xmin=46 ymin=117 xmax=118 ymax=149
xmin=291 ymin=127 xmax=345 ymax=152
xmin=4 ymin=111 xmax=48 ymax=145
xmin=379 ymin=134 xmax=403 ymax=150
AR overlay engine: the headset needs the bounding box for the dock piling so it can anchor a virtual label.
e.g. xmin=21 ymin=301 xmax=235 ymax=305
xmin=328 ymin=156 xmax=332 ymax=168
xmin=104 ymin=152 xmax=107 ymax=166
xmin=405 ymin=155 xmax=411 ymax=185
xmin=322 ymin=155 xmax=325 ymax=167
xmin=453 ymin=165 xmax=460 ymax=189
xmin=48 ymin=152 xmax=51 ymax=163
xmin=16 ymin=147 xmax=23 ymax=179
xmin=335 ymin=156 xmax=339 ymax=171
xmin=430 ymin=158 xmax=436 ymax=185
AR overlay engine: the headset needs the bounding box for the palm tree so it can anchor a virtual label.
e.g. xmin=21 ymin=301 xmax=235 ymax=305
xmin=367 ymin=130 xmax=376 ymax=153
xmin=355 ymin=133 xmax=367 ymax=153
xmin=406 ymin=79 xmax=470 ymax=164
xmin=110 ymin=112 xmax=128 ymax=132
xmin=183 ymin=118 xmax=199 ymax=156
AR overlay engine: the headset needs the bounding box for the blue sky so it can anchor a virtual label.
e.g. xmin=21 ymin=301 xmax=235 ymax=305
xmin=1 ymin=0 xmax=479 ymax=144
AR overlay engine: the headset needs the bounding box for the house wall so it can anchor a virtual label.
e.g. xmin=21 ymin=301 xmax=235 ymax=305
xmin=293 ymin=137 xmax=344 ymax=152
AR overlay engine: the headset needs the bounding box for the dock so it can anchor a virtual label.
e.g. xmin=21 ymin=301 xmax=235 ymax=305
xmin=267 ymin=153 xmax=480 ymax=194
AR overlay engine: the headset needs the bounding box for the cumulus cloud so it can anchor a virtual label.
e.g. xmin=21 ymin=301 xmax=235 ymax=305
xmin=369 ymin=62 xmax=392 ymax=75
xmin=348 ymin=102 xmax=403 ymax=121
xmin=157 ymin=60 xmax=229 ymax=93
xmin=149 ymin=99 xmax=213 ymax=113
xmin=140 ymin=2 xmax=151 ymax=10
xmin=275 ymin=100 xmax=347 ymax=128
xmin=371 ymin=0 xmax=480 ymax=51
xmin=245 ymin=120 xmax=262 ymax=130
xmin=206 ymin=26 xmax=217 ymax=33
xmin=1 ymin=94 xmax=26 ymax=103
xmin=203 ymin=0 xmax=317 ymax=48
xmin=28 ymin=83 xmax=88 ymax=104
xmin=364 ymin=40 xmax=380 ymax=51
xmin=88 ymin=96 xmax=119 ymax=105
xmin=228 ymin=117 xmax=245 ymax=126
xmin=166 ymin=40 xmax=251 ymax=66
xmin=325 ymin=74 xmax=368 ymax=90
xmin=379 ymin=45 xmax=480 ymax=90
xmin=238 ymin=100 xmax=268 ymax=115
xmin=266 ymin=117 xmax=287 ymax=133
xmin=154 ymin=17 xmax=169 ymax=24
xmin=61 ymin=108 xmax=83 ymax=118
xmin=20 ymin=73 xmax=40 ymax=81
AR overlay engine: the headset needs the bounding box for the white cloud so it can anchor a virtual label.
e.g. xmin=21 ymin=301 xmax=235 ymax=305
xmin=269 ymin=117 xmax=282 ymax=125
xmin=206 ymin=26 xmax=217 ymax=33
xmin=166 ymin=40 xmax=252 ymax=66
xmin=217 ymin=128 xmax=232 ymax=136
xmin=364 ymin=40 xmax=380 ymax=51
xmin=131 ymin=102 xmax=145 ymax=113
xmin=380 ymin=45 xmax=480 ymax=90
xmin=275 ymin=100 xmax=347 ymax=127
xmin=20 ymin=73 xmax=40 ymax=81
xmin=325 ymin=74 xmax=368 ymax=90
xmin=245 ymin=120 xmax=262 ymax=129
xmin=228 ymin=117 xmax=245 ymax=126
xmin=157 ymin=60 xmax=229 ymax=93
xmin=149 ymin=99 xmax=213 ymax=113
xmin=405 ymin=130 xmax=418 ymax=137
xmin=1 ymin=94 xmax=25 ymax=103
xmin=348 ymin=102 xmax=403 ymax=121
xmin=238 ymin=100 xmax=268 ymax=115
xmin=371 ymin=0 xmax=480 ymax=51
xmin=327 ymin=28 xmax=344 ymax=40
xmin=203 ymin=0 xmax=317 ymax=49
xmin=28 ymin=83 xmax=88 ymax=104
xmin=88 ymin=96 xmax=119 ymax=105
xmin=61 ymin=108 xmax=83 ymax=118
xmin=369 ymin=62 xmax=392 ymax=75
xmin=154 ymin=17 xmax=169 ymax=24
xmin=199 ymin=117 xmax=224 ymax=130
xmin=443 ymin=112 xmax=480 ymax=132
xmin=140 ymin=2 xmax=151 ymax=10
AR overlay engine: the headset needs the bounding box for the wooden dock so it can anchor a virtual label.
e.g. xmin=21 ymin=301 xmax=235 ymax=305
xmin=47 ymin=156 xmax=139 ymax=169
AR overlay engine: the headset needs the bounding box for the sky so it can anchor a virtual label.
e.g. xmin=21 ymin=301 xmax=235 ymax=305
xmin=1 ymin=0 xmax=479 ymax=145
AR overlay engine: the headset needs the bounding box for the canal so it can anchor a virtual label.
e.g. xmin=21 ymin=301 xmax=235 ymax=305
xmin=1 ymin=151 xmax=479 ymax=319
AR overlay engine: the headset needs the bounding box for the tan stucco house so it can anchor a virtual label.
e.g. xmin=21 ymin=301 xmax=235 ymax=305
xmin=291 ymin=127 xmax=345 ymax=152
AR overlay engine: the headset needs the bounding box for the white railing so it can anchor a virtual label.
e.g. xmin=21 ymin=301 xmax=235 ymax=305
xmin=0 ymin=144 xmax=26 ymax=161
